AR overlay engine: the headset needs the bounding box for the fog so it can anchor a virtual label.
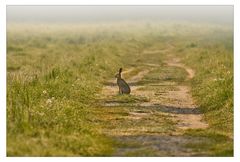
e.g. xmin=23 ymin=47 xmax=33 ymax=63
xmin=7 ymin=6 xmax=233 ymax=25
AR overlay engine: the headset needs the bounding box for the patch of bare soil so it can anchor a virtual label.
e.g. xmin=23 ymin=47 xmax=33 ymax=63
xmin=164 ymin=58 xmax=207 ymax=130
xmin=113 ymin=135 xmax=209 ymax=156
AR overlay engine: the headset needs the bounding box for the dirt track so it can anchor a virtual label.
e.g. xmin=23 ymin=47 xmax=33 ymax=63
xmin=99 ymin=53 xmax=208 ymax=156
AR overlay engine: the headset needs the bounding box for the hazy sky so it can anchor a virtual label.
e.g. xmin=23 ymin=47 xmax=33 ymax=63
xmin=7 ymin=6 xmax=233 ymax=25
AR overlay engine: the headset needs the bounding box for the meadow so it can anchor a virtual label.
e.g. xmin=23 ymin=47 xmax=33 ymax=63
xmin=7 ymin=21 xmax=233 ymax=156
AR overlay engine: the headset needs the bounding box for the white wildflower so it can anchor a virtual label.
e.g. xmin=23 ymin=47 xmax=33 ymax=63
xmin=43 ymin=90 xmax=47 ymax=94
xmin=46 ymin=99 xmax=52 ymax=104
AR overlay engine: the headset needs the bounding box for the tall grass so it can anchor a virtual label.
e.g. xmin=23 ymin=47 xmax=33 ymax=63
xmin=7 ymin=23 xmax=127 ymax=156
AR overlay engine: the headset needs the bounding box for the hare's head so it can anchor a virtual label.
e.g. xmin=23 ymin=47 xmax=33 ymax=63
xmin=115 ymin=68 xmax=122 ymax=79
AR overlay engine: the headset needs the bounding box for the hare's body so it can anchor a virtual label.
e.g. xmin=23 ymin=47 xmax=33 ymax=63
xmin=117 ymin=78 xmax=131 ymax=94
xmin=115 ymin=68 xmax=131 ymax=94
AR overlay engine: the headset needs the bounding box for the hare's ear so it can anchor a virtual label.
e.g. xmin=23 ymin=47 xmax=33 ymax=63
xmin=119 ymin=68 xmax=122 ymax=74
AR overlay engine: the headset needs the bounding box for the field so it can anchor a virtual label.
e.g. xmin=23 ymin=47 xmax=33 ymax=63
xmin=7 ymin=21 xmax=233 ymax=156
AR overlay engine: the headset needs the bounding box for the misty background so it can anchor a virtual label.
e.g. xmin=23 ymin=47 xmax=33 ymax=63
xmin=7 ymin=6 xmax=233 ymax=25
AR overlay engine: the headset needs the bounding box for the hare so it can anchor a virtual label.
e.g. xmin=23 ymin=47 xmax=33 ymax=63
xmin=115 ymin=68 xmax=131 ymax=94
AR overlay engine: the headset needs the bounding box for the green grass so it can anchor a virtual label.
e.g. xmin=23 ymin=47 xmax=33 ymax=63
xmin=184 ymin=129 xmax=233 ymax=156
xmin=7 ymin=21 xmax=233 ymax=156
